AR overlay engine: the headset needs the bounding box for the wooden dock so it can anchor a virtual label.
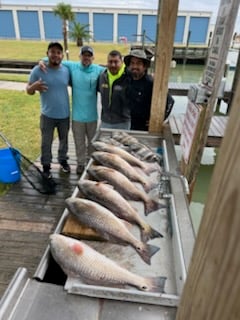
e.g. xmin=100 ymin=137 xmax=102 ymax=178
xmin=0 ymin=134 xmax=79 ymax=298
xmin=168 ymin=114 xmax=229 ymax=147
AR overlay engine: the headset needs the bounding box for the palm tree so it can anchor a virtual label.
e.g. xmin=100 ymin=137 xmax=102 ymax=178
xmin=69 ymin=21 xmax=92 ymax=47
xmin=53 ymin=2 xmax=75 ymax=59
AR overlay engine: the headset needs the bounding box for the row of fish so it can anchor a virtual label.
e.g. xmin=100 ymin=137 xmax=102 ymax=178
xmin=50 ymin=131 xmax=168 ymax=292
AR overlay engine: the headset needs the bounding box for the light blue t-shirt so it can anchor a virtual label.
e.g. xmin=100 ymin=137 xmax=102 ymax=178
xmin=29 ymin=65 xmax=70 ymax=119
xmin=62 ymin=61 xmax=105 ymax=122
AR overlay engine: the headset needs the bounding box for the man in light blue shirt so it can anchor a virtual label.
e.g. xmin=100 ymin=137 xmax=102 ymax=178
xmin=62 ymin=46 xmax=105 ymax=175
xmin=26 ymin=42 xmax=71 ymax=179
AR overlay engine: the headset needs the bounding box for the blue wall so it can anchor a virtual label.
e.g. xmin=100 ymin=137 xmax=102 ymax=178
xmin=93 ymin=13 xmax=113 ymax=41
xmin=75 ymin=12 xmax=89 ymax=25
xmin=189 ymin=17 xmax=209 ymax=43
xmin=0 ymin=10 xmax=15 ymax=38
xmin=0 ymin=7 xmax=210 ymax=45
xmin=118 ymin=14 xmax=138 ymax=43
xmin=43 ymin=11 xmax=62 ymax=40
xmin=175 ymin=16 xmax=186 ymax=43
xmin=142 ymin=15 xmax=157 ymax=43
xmin=17 ymin=11 xmax=40 ymax=39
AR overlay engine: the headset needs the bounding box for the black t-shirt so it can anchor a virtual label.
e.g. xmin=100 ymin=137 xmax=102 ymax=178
xmin=128 ymin=74 xmax=153 ymax=131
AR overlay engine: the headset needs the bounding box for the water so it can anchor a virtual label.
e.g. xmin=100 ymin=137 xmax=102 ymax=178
xmin=169 ymin=63 xmax=232 ymax=235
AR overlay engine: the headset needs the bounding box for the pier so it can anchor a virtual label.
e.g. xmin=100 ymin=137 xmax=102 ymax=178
xmin=168 ymin=114 xmax=228 ymax=148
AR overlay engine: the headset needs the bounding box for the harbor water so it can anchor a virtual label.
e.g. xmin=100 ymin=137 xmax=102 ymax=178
xmin=169 ymin=64 xmax=232 ymax=235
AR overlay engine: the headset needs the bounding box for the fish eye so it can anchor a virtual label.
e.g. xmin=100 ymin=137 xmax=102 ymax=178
xmin=141 ymin=285 xmax=148 ymax=290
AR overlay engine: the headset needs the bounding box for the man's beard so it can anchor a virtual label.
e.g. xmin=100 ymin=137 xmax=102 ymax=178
xmin=132 ymin=70 xmax=144 ymax=80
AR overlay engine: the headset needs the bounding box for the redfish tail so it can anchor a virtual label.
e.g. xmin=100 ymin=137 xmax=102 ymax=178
xmin=141 ymin=225 xmax=164 ymax=243
xmin=144 ymin=276 xmax=167 ymax=293
xmin=137 ymin=243 xmax=160 ymax=265
xmin=144 ymin=199 xmax=167 ymax=216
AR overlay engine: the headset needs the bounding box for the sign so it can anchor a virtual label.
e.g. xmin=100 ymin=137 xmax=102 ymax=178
xmin=180 ymin=101 xmax=201 ymax=164
xmin=202 ymin=0 xmax=236 ymax=88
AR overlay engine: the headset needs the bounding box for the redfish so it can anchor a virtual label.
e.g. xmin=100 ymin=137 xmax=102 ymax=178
xmin=87 ymin=165 xmax=167 ymax=215
xmin=65 ymin=197 xmax=160 ymax=265
xmin=92 ymin=141 xmax=161 ymax=174
xmin=78 ymin=179 xmax=163 ymax=242
xmin=50 ymin=234 xmax=166 ymax=292
xmin=91 ymin=151 xmax=156 ymax=192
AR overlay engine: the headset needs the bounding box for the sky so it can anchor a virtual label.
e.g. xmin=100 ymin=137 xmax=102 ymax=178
xmin=1 ymin=0 xmax=239 ymax=32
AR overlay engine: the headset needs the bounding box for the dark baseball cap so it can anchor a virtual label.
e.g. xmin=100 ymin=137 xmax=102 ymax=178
xmin=47 ymin=42 xmax=63 ymax=51
xmin=80 ymin=46 xmax=94 ymax=55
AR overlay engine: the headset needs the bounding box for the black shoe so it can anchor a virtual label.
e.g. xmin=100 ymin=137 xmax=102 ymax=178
xmin=42 ymin=164 xmax=52 ymax=178
xmin=60 ymin=160 xmax=71 ymax=173
xmin=42 ymin=171 xmax=53 ymax=179
xmin=76 ymin=165 xmax=85 ymax=175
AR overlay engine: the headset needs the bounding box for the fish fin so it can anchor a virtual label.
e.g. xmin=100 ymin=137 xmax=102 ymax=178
xmin=143 ymin=276 xmax=167 ymax=293
xmin=144 ymin=199 xmax=167 ymax=215
xmin=137 ymin=243 xmax=160 ymax=265
xmin=141 ymin=225 xmax=164 ymax=243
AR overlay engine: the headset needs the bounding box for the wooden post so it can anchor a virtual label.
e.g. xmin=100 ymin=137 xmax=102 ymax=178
xmin=176 ymin=70 xmax=240 ymax=320
xmin=149 ymin=0 xmax=179 ymax=133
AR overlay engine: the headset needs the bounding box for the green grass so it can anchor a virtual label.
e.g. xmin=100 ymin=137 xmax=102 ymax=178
xmin=0 ymin=89 xmax=40 ymax=194
xmin=0 ymin=73 xmax=28 ymax=82
xmin=0 ymin=89 xmax=40 ymax=156
xmin=0 ymin=39 xmax=130 ymax=64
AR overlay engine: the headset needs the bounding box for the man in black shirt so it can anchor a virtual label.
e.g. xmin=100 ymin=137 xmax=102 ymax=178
xmin=124 ymin=49 xmax=174 ymax=131
xmin=124 ymin=49 xmax=153 ymax=131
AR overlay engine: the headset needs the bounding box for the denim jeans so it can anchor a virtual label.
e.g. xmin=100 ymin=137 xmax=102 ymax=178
xmin=40 ymin=114 xmax=70 ymax=166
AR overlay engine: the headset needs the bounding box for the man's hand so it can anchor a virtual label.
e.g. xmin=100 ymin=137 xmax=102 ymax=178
xmin=39 ymin=60 xmax=47 ymax=72
xmin=26 ymin=78 xmax=48 ymax=95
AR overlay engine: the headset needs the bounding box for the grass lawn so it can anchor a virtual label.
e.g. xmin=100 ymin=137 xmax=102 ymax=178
xmin=0 ymin=39 xmax=131 ymax=64
xmin=0 ymin=89 xmax=40 ymax=194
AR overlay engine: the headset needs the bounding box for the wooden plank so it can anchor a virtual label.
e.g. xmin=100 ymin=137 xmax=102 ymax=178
xmin=209 ymin=118 xmax=223 ymax=136
xmin=168 ymin=116 xmax=179 ymax=134
xmin=213 ymin=115 xmax=228 ymax=132
xmin=174 ymin=115 xmax=184 ymax=133
xmin=62 ymin=214 xmax=104 ymax=241
xmin=0 ymin=219 xmax=53 ymax=233
xmin=169 ymin=115 xmax=228 ymax=147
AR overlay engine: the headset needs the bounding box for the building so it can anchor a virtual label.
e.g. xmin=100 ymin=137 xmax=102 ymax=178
xmin=0 ymin=1 xmax=212 ymax=45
